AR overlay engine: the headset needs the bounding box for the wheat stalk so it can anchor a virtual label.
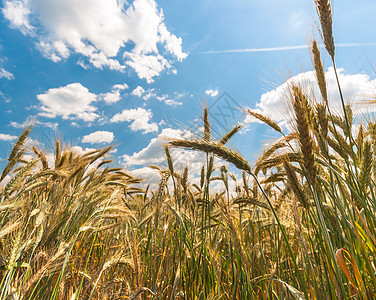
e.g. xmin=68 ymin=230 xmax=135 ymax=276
xmin=311 ymin=40 xmax=328 ymax=104
xmin=316 ymin=103 xmax=329 ymax=155
xmin=292 ymin=86 xmax=317 ymax=187
xmin=314 ymin=0 xmax=335 ymax=59
xmin=33 ymin=146 xmax=48 ymax=170
xmin=203 ymin=107 xmax=210 ymax=142
xmin=283 ymin=160 xmax=309 ymax=208
xmin=170 ymin=139 xmax=251 ymax=173
xmin=219 ymin=123 xmax=243 ymax=145
xmin=254 ymin=132 xmax=298 ymax=175
xmin=246 ymin=110 xmax=282 ymax=134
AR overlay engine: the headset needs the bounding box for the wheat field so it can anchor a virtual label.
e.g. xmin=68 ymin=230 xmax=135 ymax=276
xmin=1 ymin=0 xmax=376 ymax=299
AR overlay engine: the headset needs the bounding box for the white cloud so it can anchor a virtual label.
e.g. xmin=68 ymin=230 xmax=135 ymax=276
xmin=111 ymin=107 xmax=158 ymax=133
xmin=164 ymin=99 xmax=182 ymax=106
xmin=100 ymin=83 xmax=128 ymax=104
xmin=159 ymin=23 xmax=187 ymax=61
xmin=0 ymin=67 xmax=14 ymax=80
xmin=132 ymin=85 xmax=183 ymax=105
xmin=123 ymin=128 xmax=185 ymax=166
xmin=70 ymin=145 xmax=96 ymax=156
xmin=0 ymin=133 xmax=17 ymax=141
xmin=205 ymin=89 xmax=219 ymax=97
xmin=128 ymin=166 xmax=160 ymax=186
xmin=10 ymin=120 xmax=58 ymax=130
xmin=2 ymin=0 xmax=34 ymax=34
xmin=36 ymin=41 xmax=70 ymax=62
xmin=82 ymin=130 xmax=114 ymax=144
xmin=132 ymin=86 xmax=145 ymax=97
xmin=131 ymin=85 xmax=155 ymax=100
xmin=102 ymin=91 xmax=121 ymax=104
xmin=156 ymin=94 xmax=182 ymax=106
xmin=36 ymin=83 xmax=98 ymax=121
xmin=246 ymin=67 xmax=376 ymax=128
xmin=125 ymin=52 xmax=170 ymax=83
xmin=112 ymin=83 xmax=128 ymax=91
xmin=2 ymin=0 xmax=187 ymax=82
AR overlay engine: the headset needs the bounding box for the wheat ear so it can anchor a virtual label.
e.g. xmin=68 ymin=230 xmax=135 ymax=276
xmin=314 ymin=0 xmax=335 ymax=59
xmin=170 ymin=140 xmax=251 ymax=173
xmin=292 ymin=86 xmax=317 ymax=187
xmin=311 ymin=40 xmax=328 ymax=104
xmin=203 ymin=107 xmax=210 ymax=142
xmin=246 ymin=110 xmax=282 ymax=134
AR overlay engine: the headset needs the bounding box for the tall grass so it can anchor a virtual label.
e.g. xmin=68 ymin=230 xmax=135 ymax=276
xmin=1 ymin=0 xmax=376 ymax=298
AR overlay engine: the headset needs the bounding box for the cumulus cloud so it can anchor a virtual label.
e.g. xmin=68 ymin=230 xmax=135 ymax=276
xmin=132 ymin=86 xmax=156 ymax=100
xmin=246 ymin=67 xmax=376 ymax=129
xmin=132 ymin=86 xmax=145 ymax=97
xmin=132 ymin=85 xmax=183 ymax=105
xmin=37 ymin=83 xmax=99 ymax=121
xmin=2 ymin=0 xmax=187 ymax=82
xmin=125 ymin=52 xmax=170 ymax=83
xmin=70 ymin=145 xmax=96 ymax=155
xmin=110 ymin=107 xmax=158 ymax=133
xmin=0 ymin=67 xmax=14 ymax=80
xmin=102 ymin=91 xmax=121 ymax=104
xmin=128 ymin=166 xmax=161 ymax=186
xmin=82 ymin=130 xmax=114 ymax=144
xmin=0 ymin=133 xmax=17 ymax=141
xmin=123 ymin=128 xmax=185 ymax=166
xmin=100 ymin=83 xmax=128 ymax=104
xmin=205 ymin=89 xmax=219 ymax=97
xmin=112 ymin=83 xmax=128 ymax=91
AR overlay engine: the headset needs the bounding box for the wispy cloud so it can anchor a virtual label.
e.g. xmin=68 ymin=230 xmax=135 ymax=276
xmin=198 ymin=42 xmax=376 ymax=54
xmin=0 ymin=67 xmax=14 ymax=80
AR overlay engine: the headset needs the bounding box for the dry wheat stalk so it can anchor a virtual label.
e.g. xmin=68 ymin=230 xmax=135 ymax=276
xmin=232 ymin=196 xmax=270 ymax=210
xmin=358 ymin=140 xmax=372 ymax=201
xmin=8 ymin=125 xmax=32 ymax=163
xmin=356 ymin=125 xmax=364 ymax=158
xmin=292 ymin=86 xmax=317 ymax=187
xmin=254 ymin=132 xmax=298 ymax=175
xmin=23 ymin=242 xmax=72 ymax=296
xmin=219 ymin=124 xmax=243 ymax=145
xmin=170 ymin=139 xmax=251 ymax=173
xmin=242 ymin=171 xmax=249 ymax=197
xmin=203 ymin=107 xmax=210 ymax=142
xmin=246 ymin=110 xmax=282 ymax=134
xmin=164 ymin=145 xmax=174 ymax=175
xmin=314 ymin=0 xmax=335 ymax=59
xmin=316 ymin=103 xmax=329 ymax=155
xmin=283 ymin=160 xmax=309 ymax=208
xmin=256 ymin=152 xmax=302 ymax=176
xmin=1 ymin=126 xmax=32 ymax=182
xmin=311 ymin=40 xmax=328 ymax=104
xmin=55 ymin=140 xmax=61 ymax=168
xmin=33 ymin=146 xmax=48 ymax=170
xmin=182 ymin=166 xmax=188 ymax=191
xmin=200 ymin=165 xmax=205 ymax=189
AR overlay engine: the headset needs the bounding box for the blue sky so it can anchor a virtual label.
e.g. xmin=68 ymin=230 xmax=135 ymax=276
xmin=1 ymin=0 xmax=376 ymax=182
